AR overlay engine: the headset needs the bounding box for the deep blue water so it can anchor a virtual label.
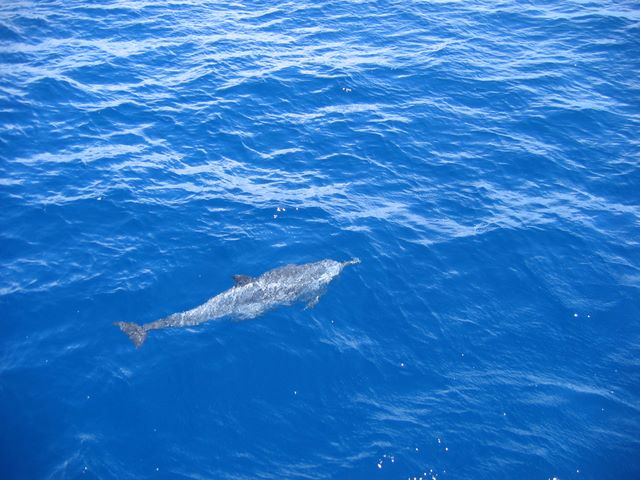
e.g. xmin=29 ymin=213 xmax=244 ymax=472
xmin=1 ymin=0 xmax=640 ymax=478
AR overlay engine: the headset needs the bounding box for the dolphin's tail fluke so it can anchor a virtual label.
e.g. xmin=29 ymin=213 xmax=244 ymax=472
xmin=115 ymin=321 xmax=148 ymax=348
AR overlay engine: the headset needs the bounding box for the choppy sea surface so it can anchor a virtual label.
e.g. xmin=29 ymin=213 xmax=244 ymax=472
xmin=1 ymin=1 xmax=639 ymax=479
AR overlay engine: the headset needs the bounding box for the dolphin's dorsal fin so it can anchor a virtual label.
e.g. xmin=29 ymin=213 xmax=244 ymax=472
xmin=233 ymin=274 xmax=256 ymax=286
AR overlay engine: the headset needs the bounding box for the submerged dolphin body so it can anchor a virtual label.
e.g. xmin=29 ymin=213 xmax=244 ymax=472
xmin=116 ymin=258 xmax=360 ymax=347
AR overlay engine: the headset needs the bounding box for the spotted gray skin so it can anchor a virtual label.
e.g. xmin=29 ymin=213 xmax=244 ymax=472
xmin=115 ymin=258 xmax=360 ymax=348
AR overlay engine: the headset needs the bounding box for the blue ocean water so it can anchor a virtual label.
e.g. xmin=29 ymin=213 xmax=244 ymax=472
xmin=1 ymin=0 xmax=639 ymax=478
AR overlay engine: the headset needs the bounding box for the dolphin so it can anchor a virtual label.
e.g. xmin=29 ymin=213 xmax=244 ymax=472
xmin=115 ymin=258 xmax=360 ymax=347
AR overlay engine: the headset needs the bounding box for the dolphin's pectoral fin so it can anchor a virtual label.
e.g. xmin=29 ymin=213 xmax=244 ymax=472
xmin=233 ymin=274 xmax=256 ymax=287
xmin=305 ymin=295 xmax=321 ymax=310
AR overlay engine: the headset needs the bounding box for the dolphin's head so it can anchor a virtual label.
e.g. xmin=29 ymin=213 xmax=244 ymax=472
xmin=310 ymin=258 xmax=360 ymax=282
xmin=305 ymin=258 xmax=360 ymax=285
xmin=329 ymin=258 xmax=360 ymax=277
xmin=342 ymin=258 xmax=361 ymax=267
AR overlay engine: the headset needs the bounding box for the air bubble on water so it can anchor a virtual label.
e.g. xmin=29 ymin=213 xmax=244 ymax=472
xmin=273 ymin=214 xmax=278 ymax=219
xmin=573 ymin=313 xmax=578 ymax=317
